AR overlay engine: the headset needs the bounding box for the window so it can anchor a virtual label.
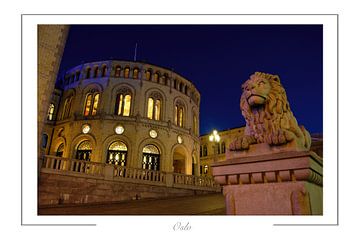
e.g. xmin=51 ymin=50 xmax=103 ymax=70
xmin=204 ymin=165 xmax=209 ymax=174
xmin=86 ymin=68 xmax=91 ymax=79
xmin=56 ymin=143 xmax=64 ymax=157
xmin=101 ymin=65 xmax=107 ymax=77
xmin=200 ymin=145 xmax=203 ymax=157
xmin=221 ymin=142 xmax=226 ymax=154
xmin=83 ymin=91 xmax=100 ymax=116
xmin=145 ymin=70 xmax=151 ymax=80
xmin=124 ymin=67 xmax=130 ymax=78
xmin=41 ymin=134 xmax=48 ymax=149
xmin=185 ymin=85 xmax=188 ymax=95
xmin=76 ymin=71 xmax=80 ymax=81
xmin=93 ymin=66 xmax=99 ymax=78
xmin=142 ymin=144 xmax=160 ymax=171
xmin=175 ymin=101 xmax=185 ymax=127
xmin=154 ymin=73 xmax=159 ymax=82
xmin=115 ymin=89 xmax=132 ymax=116
xmin=61 ymin=96 xmax=73 ymax=119
xmin=47 ymin=103 xmax=55 ymax=121
xmin=147 ymin=93 xmax=162 ymax=121
xmin=115 ymin=65 xmax=121 ymax=77
xmin=75 ymin=140 xmax=92 ymax=161
xmin=107 ymin=141 xmax=127 ymax=166
xmin=133 ymin=68 xmax=139 ymax=79
xmin=203 ymin=145 xmax=208 ymax=157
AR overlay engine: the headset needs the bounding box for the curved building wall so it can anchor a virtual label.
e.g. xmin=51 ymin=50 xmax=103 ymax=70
xmin=43 ymin=60 xmax=201 ymax=175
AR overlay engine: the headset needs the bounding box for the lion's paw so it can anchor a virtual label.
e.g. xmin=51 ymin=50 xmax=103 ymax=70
xmin=229 ymin=135 xmax=256 ymax=151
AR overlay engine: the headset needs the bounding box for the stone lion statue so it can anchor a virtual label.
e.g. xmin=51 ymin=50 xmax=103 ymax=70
xmin=229 ymin=72 xmax=311 ymax=151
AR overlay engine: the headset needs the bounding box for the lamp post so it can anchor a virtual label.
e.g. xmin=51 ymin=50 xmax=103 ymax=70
xmin=209 ymin=130 xmax=221 ymax=162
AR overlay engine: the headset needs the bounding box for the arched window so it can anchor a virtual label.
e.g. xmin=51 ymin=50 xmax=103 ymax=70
xmin=204 ymin=165 xmax=209 ymax=174
xmin=114 ymin=88 xmax=132 ymax=116
xmin=221 ymin=142 xmax=226 ymax=154
xmin=145 ymin=70 xmax=152 ymax=80
xmin=203 ymin=145 xmax=208 ymax=157
xmin=115 ymin=65 xmax=121 ymax=77
xmin=184 ymin=85 xmax=188 ymax=95
xmin=75 ymin=71 xmax=80 ymax=81
xmin=107 ymin=141 xmax=128 ymax=166
xmin=142 ymin=144 xmax=160 ymax=171
xmin=147 ymin=93 xmax=162 ymax=121
xmin=75 ymin=140 xmax=92 ymax=161
xmin=124 ymin=67 xmax=130 ymax=78
xmin=101 ymin=65 xmax=107 ymax=77
xmin=83 ymin=90 xmax=100 ymax=116
xmin=175 ymin=101 xmax=185 ymax=127
xmin=133 ymin=68 xmax=139 ymax=79
xmin=193 ymin=113 xmax=198 ymax=135
xmin=200 ymin=145 xmax=203 ymax=157
xmin=154 ymin=73 xmax=159 ymax=82
xmin=56 ymin=143 xmax=64 ymax=157
xmin=86 ymin=68 xmax=91 ymax=79
xmin=179 ymin=82 xmax=184 ymax=92
xmin=47 ymin=103 xmax=55 ymax=121
xmin=93 ymin=66 xmax=99 ymax=78
xmin=61 ymin=96 xmax=73 ymax=120
xmin=173 ymin=79 xmax=177 ymax=89
xmin=41 ymin=134 xmax=48 ymax=149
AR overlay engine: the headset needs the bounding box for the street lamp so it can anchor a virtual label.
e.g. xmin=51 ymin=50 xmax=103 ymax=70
xmin=209 ymin=130 xmax=221 ymax=162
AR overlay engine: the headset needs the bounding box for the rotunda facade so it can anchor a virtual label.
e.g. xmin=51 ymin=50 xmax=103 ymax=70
xmin=43 ymin=60 xmax=201 ymax=175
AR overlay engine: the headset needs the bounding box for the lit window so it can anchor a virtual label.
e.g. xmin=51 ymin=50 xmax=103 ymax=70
xmin=142 ymin=144 xmax=160 ymax=171
xmin=115 ymin=66 xmax=121 ymax=77
xmin=56 ymin=143 xmax=64 ymax=157
xmin=145 ymin=70 xmax=151 ymax=80
xmin=47 ymin=103 xmax=55 ymax=121
xmin=107 ymin=141 xmax=128 ymax=166
xmin=83 ymin=91 xmax=100 ymax=116
xmin=175 ymin=101 xmax=185 ymax=127
xmin=124 ymin=67 xmax=130 ymax=78
xmin=115 ymin=90 xmax=132 ymax=117
xmin=147 ymin=98 xmax=154 ymax=119
xmin=154 ymin=73 xmax=159 ymax=82
xmin=76 ymin=140 xmax=92 ymax=161
xmin=133 ymin=68 xmax=139 ymax=79
xmin=155 ymin=99 xmax=161 ymax=120
xmin=204 ymin=165 xmax=208 ymax=174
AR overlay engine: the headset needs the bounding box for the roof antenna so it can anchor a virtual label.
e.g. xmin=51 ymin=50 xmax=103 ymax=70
xmin=134 ymin=43 xmax=138 ymax=61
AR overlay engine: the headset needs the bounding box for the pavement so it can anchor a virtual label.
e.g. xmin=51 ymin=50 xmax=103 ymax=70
xmin=38 ymin=193 xmax=226 ymax=215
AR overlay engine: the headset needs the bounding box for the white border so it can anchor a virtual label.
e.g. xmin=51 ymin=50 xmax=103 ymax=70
xmin=22 ymin=14 xmax=337 ymax=231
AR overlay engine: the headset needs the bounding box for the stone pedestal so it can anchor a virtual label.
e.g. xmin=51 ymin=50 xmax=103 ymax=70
xmin=211 ymin=144 xmax=323 ymax=215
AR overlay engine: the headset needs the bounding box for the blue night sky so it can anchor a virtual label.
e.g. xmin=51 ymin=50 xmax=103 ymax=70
xmin=58 ymin=25 xmax=323 ymax=135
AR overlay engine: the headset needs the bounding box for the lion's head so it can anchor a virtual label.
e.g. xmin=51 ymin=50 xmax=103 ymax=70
xmin=236 ymin=72 xmax=311 ymax=151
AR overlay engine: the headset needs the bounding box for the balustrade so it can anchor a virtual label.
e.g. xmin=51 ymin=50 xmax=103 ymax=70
xmin=42 ymin=155 xmax=219 ymax=191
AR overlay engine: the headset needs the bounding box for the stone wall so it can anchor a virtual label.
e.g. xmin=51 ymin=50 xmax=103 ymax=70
xmin=39 ymin=172 xmax=213 ymax=206
xmin=38 ymin=25 xmax=69 ymax=160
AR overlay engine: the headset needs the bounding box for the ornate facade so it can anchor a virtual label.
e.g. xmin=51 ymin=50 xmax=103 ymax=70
xmin=41 ymin=60 xmax=201 ymax=176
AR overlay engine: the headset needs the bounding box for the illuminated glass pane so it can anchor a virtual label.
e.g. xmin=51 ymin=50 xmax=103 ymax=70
xmin=116 ymin=94 xmax=123 ymax=115
xmin=47 ymin=104 xmax=55 ymax=120
xmin=133 ymin=69 xmax=138 ymax=79
xmin=179 ymin=107 xmax=183 ymax=127
xmin=142 ymin=144 xmax=160 ymax=154
xmin=84 ymin=95 xmax=92 ymax=116
xmin=155 ymin=99 xmax=161 ymax=120
xmin=77 ymin=140 xmax=92 ymax=150
xmin=145 ymin=71 xmax=151 ymax=80
xmin=147 ymin=98 xmax=154 ymax=119
xmin=108 ymin=141 xmax=127 ymax=151
xmin=193 ymin=115 xmax=197 ymax=134
xmin=174 ymin=106 xmax=178 ymax=125
xmin=92 ymin=93 xmax=99 ymax=115
xmin=123 ymin=95 xmax=131 ymax=116
xmin=124 ymin=68 xmax=130 ymax=78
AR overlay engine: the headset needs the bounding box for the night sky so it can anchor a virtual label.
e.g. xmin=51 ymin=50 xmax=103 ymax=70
xmin=58 ymin=25 xmax=323 ymax=135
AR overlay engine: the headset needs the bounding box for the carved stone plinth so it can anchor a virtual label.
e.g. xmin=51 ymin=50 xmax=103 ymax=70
xmin=211 ymin=145 xmax=323 ymax=215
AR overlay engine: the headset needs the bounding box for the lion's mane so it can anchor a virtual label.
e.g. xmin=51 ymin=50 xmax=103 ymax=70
xmin=240 ymin=72 xmax=311 ymax=149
